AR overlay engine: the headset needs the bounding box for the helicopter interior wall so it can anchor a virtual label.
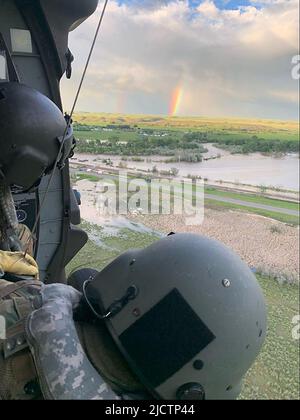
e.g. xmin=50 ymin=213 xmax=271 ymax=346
xmin=0 ymin=0 xmax=86 ymax=283
xmin=0 ymin=1 xmax=51 ymax=96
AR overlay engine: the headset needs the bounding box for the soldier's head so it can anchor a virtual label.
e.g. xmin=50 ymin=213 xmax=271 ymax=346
xmin=0 ymin=82 xmax=74 ymax=191
xmin=83 ymin=233 xmax=267 ymax=400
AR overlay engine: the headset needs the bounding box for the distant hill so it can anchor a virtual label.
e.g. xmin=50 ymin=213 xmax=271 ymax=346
xmin=73 ymin=112 xmax=299 ymax=141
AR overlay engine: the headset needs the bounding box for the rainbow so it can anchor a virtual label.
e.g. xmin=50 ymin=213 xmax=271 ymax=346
xmin=169 ymin=86 xmax=183 ymax=116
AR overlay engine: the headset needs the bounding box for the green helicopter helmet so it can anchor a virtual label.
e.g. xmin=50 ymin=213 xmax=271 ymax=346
xmin=0 ymin=82 xmax=74 ymax=190
xmin=85 ymin=233 xmax=267 ymax=400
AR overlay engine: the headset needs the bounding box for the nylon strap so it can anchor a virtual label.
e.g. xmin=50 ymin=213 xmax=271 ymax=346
xmin=0 ymin=281 xmax=41 ymax=300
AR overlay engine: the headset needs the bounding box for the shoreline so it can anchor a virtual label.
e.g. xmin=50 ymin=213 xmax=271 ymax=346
xmin=71 ymin=156 xmax=299 ymax=202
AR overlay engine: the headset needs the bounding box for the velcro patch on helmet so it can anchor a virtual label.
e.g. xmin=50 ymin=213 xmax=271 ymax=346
xmin=119 ymin=288 xmax=216 ymax=388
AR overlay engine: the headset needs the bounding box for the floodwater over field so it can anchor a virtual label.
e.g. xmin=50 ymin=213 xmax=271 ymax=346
xmin=74 ymin=144 xmax=299 ymax=190
xmin=77 ymin=179 xmax=163 ymax=239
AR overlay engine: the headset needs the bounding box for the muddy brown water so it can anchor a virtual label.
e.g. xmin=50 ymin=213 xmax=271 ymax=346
xmin=74 ymin=145 xmax=299 ymax=191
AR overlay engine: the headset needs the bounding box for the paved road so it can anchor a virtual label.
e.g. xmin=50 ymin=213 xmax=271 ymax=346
xmin=74 ymin=167 xmax=299 ymax=217
xmin=205 ymin=194 xmax=299 ymax=216
xmin=124 ymin=178 xmax=299 ymax=217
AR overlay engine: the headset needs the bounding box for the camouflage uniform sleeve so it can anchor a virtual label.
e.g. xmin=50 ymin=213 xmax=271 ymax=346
xmin=26 ymin=284 xmax=120 ymax=400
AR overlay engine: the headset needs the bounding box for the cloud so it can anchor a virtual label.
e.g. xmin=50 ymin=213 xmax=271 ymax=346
xmin=61 ymin=0 xmax=299 ymax=119
xmin=197 ymin=0 xmax=219 ymax=17
xmin=269 ymin=89 xmax=299 ymax=103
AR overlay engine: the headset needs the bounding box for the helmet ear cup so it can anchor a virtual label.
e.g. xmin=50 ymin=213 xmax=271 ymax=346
xmin=176 ymin=383 xmax=205 ymax=400
xmin=3 ymin=145 xmax=48 ymax=189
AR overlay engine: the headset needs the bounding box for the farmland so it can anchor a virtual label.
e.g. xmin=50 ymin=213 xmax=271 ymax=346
xmin=73 ymin=113 xmax=299 ymax=156
xmin=74 ymin=113 xmax=299 ymax=137
xmin=68 ymin=99 xmax=300 ymax=401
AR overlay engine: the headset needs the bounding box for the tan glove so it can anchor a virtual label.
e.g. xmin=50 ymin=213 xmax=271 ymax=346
xmin=0 ymin=251 xmax=39 ymax=277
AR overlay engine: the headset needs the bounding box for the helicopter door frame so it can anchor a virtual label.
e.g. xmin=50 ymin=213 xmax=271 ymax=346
xmin=12 ymin=0 xmax=87 ymax=283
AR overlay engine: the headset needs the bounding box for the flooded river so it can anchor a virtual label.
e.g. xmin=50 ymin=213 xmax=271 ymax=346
xmin=74 ymin=145 xmax=299 ymax=191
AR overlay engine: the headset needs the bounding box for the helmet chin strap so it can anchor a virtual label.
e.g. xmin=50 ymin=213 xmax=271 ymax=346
xmin=0 ymin=178 xmax=22 ymax=252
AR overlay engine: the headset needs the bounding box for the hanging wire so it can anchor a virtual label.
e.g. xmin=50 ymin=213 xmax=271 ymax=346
xmin=24 ymin=0 xmax=110 ymax=257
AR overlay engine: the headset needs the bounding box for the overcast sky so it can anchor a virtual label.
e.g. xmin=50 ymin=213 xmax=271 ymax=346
xmin=61 ymin=0 xmax=299 ymax=120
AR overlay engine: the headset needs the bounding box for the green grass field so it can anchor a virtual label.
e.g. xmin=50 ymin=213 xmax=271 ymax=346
xmin=205 ymin=187 xmax=299 ymax=211
xmin=242 ymin=276 xmax=299 ymax=400
xmin=67 ymin=221 xmax=300 ymax=400
xmin=205 ymin=199 xmax=299 ymax=225
xmin=74 ymin=113 xmax=299 ymax=140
